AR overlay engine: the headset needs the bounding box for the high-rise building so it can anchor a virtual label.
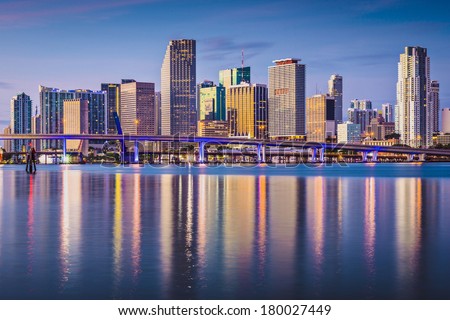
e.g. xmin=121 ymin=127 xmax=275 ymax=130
xmin=268 ymin=58 xmax=306 ymax=137
xmin=328 ymin=74 xmax=343 ymax=123
xmin=396 ymin=46 xmax=431 ymax=147
xmin=348 ymin=99 xmax=377 ymax=133
xmin=198 ymin=80 xmax=226 ymax=121
xmin=219 ymin=66 xmax=250 ymax=88
xmin=161 ymin=39 xmax=197 ymax=136
xmin=382 ymin=103 xmax=394 ymax=122
xmin=39 ymin=86 xmax=107 ymax=149
xmin=120 ymin=81 xmax=156 ymax=135
xmin=63 ymin=99 xmax=89 ymax=154
xmin=367 ymin=118 xmax=396 ymax=140
xmin=442 ymin=108 xmax=450 ymax=134
xmin=10 ymin=92 xmax=32 ymax=152
xmin=3 ymin=126 xmax=12 ymax=152
xmin=101 ymin=83 xmax=120 ymax=134
xmin=337 ymin=122 xmax=361 ymax=143
xmin=430 ymin=80 xmax=440 ymax=133
xmin=73 ymin=89 xmax=107 ymax=135
xmin=306 ymin=94 xmax=336 ymax=142
xmin=227 ymin=83 xmax=268 ymax=139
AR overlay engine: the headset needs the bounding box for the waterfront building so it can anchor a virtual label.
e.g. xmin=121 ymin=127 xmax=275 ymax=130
xmin=120 ymin=81 xmax=156 ymax=135
xmin=306 ymin=94 xmax=336 ymax=142
xmin=198 ymin=120 xmax=229 ymax=137
xmin=367 ymin=118 xmax=396 ymax=140
xmin=268 ymin=58 xmax=306 ymax=137
xmin=73 ymin=89 xmax=107 ymax=135
xmin=63 ymin=99 xmax=89 ymax=154
xmin=10 ymin=92 xmax=32 ymax=152
xmin=362 ymin=139 xmax=398 ymax=146
xmin=337 ymin=122 xmax=361 ymax=143
xmin=442 ymin=108 xmax=450 ymax=133
xmin=198 ymin=80 xmax=226 ymax=121
xmin=39 ymin=86 xmax=107 ymax=149
xmin=219 ymin=66 xmax=250 ymax=88
xmin=348 ymin=99 xmax=377 ymax=133
xmin=430 ymin=80 xmax=440 ymax=132
xmin=3 ymin=126 xmax=12 ymax=152
xmin=161 ymin=39 xmax=197 ymax=135
xmin=227 ymin=83 xmax=268 ymax=139
xmin=382 ymin=103 xmax=394 ymax=123
xmin=328 ymin=74 xmax=343 ymax=123
xmin=101 ymin=83 xmax=120 ymax=134
xmin=396 ymin=46 xmax=432 ymax=147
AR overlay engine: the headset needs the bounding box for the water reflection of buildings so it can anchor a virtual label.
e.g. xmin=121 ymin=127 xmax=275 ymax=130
xmin=364 ymin=177 xmax=376 ymax=279
xmin=395 ymin=178 xmax=423 ymax=298
xmin=60 ymin=168 xmax=82 ymax=292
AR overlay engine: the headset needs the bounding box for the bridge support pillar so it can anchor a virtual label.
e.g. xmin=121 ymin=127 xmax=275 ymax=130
xmin=362 ymin=151 xmax=368 ymax=162
xmin=257 ymin=144 xmax=266 ymax=163
xmin=319 ymin=148 xmax=325 ymax=162
xmin=62 ymin=139 xmax=67 ymax=164
xmin=419 ymin=154 xmax=425 ymax=162
xmin=372 ymin=151 xmax=378 ymax=162
xmin=134 ymin=140 xmax=139 ymax=164
xmin=121 ymin=137 xmax=125 ymax=165
xmin=199 ymin=141 xmax=206 ymax=164
xmin=311 ymin=148 xmax=317 ymax=162
xmin=407 ymin=154 xmax=414 ymax=162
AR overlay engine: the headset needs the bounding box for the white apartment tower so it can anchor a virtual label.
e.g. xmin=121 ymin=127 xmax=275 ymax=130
xmin=395 ymin=46 xmax=431 ymax=147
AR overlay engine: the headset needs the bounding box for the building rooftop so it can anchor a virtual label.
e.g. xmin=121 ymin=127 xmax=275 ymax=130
xmin=272 ymin=58 xmax=302 ymax=65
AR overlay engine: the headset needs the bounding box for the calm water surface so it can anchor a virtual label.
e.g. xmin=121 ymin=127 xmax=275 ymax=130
xmin=0 ymin=163 xmax=449 ymax=299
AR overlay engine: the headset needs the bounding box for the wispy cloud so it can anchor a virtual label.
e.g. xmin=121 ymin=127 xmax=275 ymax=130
xmin=201 ymin=37 xmax=273 ymax=62
xmin=0 ymin=0 xmax=160 ymax=26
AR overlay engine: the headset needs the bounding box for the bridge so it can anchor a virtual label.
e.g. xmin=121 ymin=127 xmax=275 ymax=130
xmin=1 ymin=133 xmax=450 ymax=163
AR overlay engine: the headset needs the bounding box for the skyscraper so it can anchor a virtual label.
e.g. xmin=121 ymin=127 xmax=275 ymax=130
xmin=39 ymin=86 xmax=107 ymax=148
xmin=63 ymin=99 xmax=89 ymax=154
xmin=328 ymin=74 xmax=343 ymax=123
xmin=430 ymin=80 xmax=440 ymax=132
xmin=101 ymin=83 xmax=121 ymax=134
xmin=396 ymin=46 xmax=431 ymax=147
xmin=198 ymin=80 xmax=226 ymax=121
xmin=442 ymin=108 xmax=450 ymax=134
xmin=10 ymin=92 xmax=32 ymax=152
xmin=161 ymin=39 xmax=196 ymax=136
xmin=306 ymin=94 xmax=336 ymax=142
xmin=227 ymin=83 xmax=268 ymax=139
xmin=268 ymin=58 xmax=306 ymax=137
xmin=382 ymin=103 xmax=393 ymax=122
xmin=120 ymin=81 xmax=156 ymax=135
xmin=348 ymin=99 xmax=377 ymax=133
xmin=219 ymin=66 xmax=250 ymax=88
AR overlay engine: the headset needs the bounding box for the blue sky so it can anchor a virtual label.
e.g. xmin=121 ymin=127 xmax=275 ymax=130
xmin=0 ymin=0 xmax=449 ymax=128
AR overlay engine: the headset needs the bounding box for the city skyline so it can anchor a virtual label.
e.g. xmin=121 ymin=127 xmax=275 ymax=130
xmin=1 ymin=0 xmax=449 ymax=128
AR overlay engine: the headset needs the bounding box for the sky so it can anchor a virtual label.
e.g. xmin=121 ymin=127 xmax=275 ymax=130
xmin=0 ymin=0 xmax=449 ymax=129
